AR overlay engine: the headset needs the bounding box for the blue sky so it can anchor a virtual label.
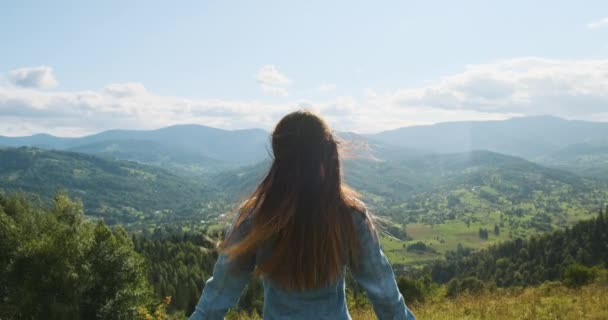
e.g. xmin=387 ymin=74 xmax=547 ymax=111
xmin=1 ymin=0 xmax=608 ymax=136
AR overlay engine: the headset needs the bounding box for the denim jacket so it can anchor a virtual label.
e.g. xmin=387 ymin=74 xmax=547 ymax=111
xmin=189 ymin=210 xmax=416 ymax=320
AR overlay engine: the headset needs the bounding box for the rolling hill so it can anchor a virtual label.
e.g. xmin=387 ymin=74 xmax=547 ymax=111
xmin=68 ymin=139 xmax=222 ymax=174
xmin=0 ymin=124 xmax=271 ymax=174
xmin=537 ymin=142 xmax=608 ymax=179
xmin=209 ymin=149 xmax=607 ymax=263
xmin=367 ymin=116 xmax=608 ymax=158
xmin=0 ymin=147 xmax=222 ymax=225
xmin=2 ymin=117 xmax=608 ymax=261
xmin=3 ymin=116 xmax=608 ymax=179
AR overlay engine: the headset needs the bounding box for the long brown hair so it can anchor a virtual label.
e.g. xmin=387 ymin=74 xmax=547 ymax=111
xmin=222 ymin=110 xmax=367 ymax=290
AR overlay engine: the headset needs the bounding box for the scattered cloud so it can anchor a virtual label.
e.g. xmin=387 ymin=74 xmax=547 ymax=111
xmin=0 ymin=76 xmax=293 ymax=136
xmin=2 ymin=58 xmax=608 ymax=136
xmin=255 ymin=65 xmax=290 ymax=97
xmin=7 ymin=66 xmax=58 ymax=89
xmin=103 ymin=82 xmax=148 ymax=98
xmin=384 ymin=57 xmax=608 ymax=117
xmin=587 ymin=17 xmax=608 ymax=29
xmin=256 ymin=65 xmax=290 ymax=85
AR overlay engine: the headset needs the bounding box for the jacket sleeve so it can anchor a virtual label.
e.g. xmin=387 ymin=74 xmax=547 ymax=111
xmin=189 ymin=217 xmax=255 ymax=320
xmin=350 ymin=210 xmax=416 ymax=320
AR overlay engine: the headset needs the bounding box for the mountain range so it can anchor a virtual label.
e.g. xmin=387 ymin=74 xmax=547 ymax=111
xmin=2 ymin=115 xmax=607 ymax=257
xmin=0 ymin=125 xmax=271 ymax=174
xmin=367 ymin=115 xmax=608 ymax=158
xmin=2 ymin=116 xmax=607 ymax=178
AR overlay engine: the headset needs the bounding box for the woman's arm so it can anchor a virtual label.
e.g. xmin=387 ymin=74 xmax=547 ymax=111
xmin=189 ymin=218 xmax=255 ymax=320
xmin=350 ymin=211 xmax=416 ymax=320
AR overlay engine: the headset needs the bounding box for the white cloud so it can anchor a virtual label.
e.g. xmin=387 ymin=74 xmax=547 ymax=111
xmin=2 ymin=58 xmax=608 ymax=136
xmin=587 ymin=17 xmax=608 ymax=29
xmin=256 ymin=65 xmax=290 ymax=85
xmin=7 ymin=66 xmax=58 ymax=89
xmin=255 ymin=65 xmax=290 ymax=97
xmin=0 ymin=79 xmax=293 ymax=136
xmin=103 ymin=82 xmax=148 ymax=98
xmin=315 ymin=83 xmax=337 ymax=93
xmin=384 ymin=57 xmax=608 ymax=117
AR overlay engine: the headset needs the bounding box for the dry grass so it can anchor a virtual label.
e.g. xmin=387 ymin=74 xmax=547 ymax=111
xmin=226 ymin=282 xmax=608 ymax=320
xmin=351 ymin=282 xmax=608 ymax=320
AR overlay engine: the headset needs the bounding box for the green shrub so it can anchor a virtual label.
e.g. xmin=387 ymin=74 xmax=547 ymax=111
xmin=397 ymin=276 xmax=426 ymax=304
xmin=563 ymin=263 xmax=595 ymax=288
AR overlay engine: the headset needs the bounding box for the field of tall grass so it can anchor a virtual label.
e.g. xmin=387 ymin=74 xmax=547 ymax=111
xmin=227 ymin=281 xmax=608 ymax=320
xmin=353 ymin=282 xmax=607 ymax=320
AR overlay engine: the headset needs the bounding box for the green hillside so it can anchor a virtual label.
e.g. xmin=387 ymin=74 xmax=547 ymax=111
xmin=208 ymin=150 xmax=608 ymax=264
xmin=68 ymin=139 xmax=222 ymax=175
xmin=0 ymin=147 xmax=219 ymax=225
xmin=349 ymin=152 xmax=606 ymax=264
xmin=1 ymin=145 xmax=606 ymax=265
xmin=430 ymin=210 xmax=608 ymax=286
xmin=538 ymin=142 xmax=608 ymax=180
xmin=0 ymin=124 xmax=271 ymax=173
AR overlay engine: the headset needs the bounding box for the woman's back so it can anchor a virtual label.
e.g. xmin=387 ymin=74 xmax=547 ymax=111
xmin=189 ymin=111 xmax=416 ymax=319
xmin=190 ymin=210 xmax=415 ymax=319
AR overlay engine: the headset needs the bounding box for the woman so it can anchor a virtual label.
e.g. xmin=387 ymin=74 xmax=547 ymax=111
xmin=190 ymin=110 xmax=415 ymax=320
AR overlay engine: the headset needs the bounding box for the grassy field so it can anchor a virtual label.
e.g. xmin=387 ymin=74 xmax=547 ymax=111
xmin=380 ymin=218 xmax=515 ymax=265
xmin=379 ymin=209 xmax=597 ymax=266
xmin=227 ymin=282 xmax=608 ymax=320
xmin=350 ymin=282 xmax=608 ymax=320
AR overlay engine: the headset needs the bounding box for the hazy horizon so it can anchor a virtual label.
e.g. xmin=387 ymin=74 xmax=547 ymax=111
xmin=1 ymin=114 xmax=607 ymax=139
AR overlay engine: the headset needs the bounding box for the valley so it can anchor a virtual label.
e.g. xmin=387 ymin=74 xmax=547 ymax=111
xmin=2 ymin=116 xmax=608 ymax=318
xmin=1 ymin=116 xmax=607 ymax=267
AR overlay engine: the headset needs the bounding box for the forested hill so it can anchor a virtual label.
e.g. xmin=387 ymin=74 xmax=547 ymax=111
xmin=0 ymin=147 xmax=215 ymax=224
xmin=431 ymin=208 xmax=608 ymax=287
xmin=209 ymin=150 xmax=596 ymax=200
xmin=538 ymin=142 xmax=608 ymax=180
xmin=2 ymin=145 xmax=605 ymax=244
xmin=203 ymin=149 xmax=608 ymax=261
xmin=344 ymin=150 xmax=594 ymax=198
xmin=214 ymin=150 xmax=605 ymax=222
xmin=0 ymin=124 xmax=271 ymax=173
xmin=367 ymin=116 xmax=608 ymax=159
xmin=3 ymin=117 xmax=608 ymax=179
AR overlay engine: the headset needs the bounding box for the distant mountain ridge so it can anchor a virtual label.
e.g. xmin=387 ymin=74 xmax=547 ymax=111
xmin=367 ymin=116 xmax=608 ymax=158
xmin=0 ymin=124 xmax=271 ymax=173
xmin=2 ymin=116 xmax=608 ymax=178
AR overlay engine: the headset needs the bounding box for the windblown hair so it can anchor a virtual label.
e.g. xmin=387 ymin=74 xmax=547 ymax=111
xmin=222 ymin=110 xmax=367 ymax=290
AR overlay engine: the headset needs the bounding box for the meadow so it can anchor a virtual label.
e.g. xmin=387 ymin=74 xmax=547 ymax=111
xmin=226 ymin=282 xmax=608 ymax=320
xmin=352 ymin=282 xmax=608 ymax=320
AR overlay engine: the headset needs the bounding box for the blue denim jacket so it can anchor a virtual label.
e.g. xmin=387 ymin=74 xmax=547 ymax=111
xmin=189 ymin=210 xmax=416 ymax=320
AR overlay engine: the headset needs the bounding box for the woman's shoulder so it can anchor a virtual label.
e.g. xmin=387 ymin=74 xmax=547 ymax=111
xmin=346 ymin=200 xmax=374 ymax=230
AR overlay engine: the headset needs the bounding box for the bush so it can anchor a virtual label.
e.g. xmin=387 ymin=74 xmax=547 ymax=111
xmin=446 ymin=277 xmax=485 ymax=298
xmin=406 ymin=241 xmax=437 ymax=254
xmin=563 ymin=263 xmax=595 ymax=288
xmin=460 ymin=277 xmax=485 ymax=294
xmin=446 ymin=279 xmax=460 ymax=298
xmin=396 ymin=276 xmax=426 ymax=304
